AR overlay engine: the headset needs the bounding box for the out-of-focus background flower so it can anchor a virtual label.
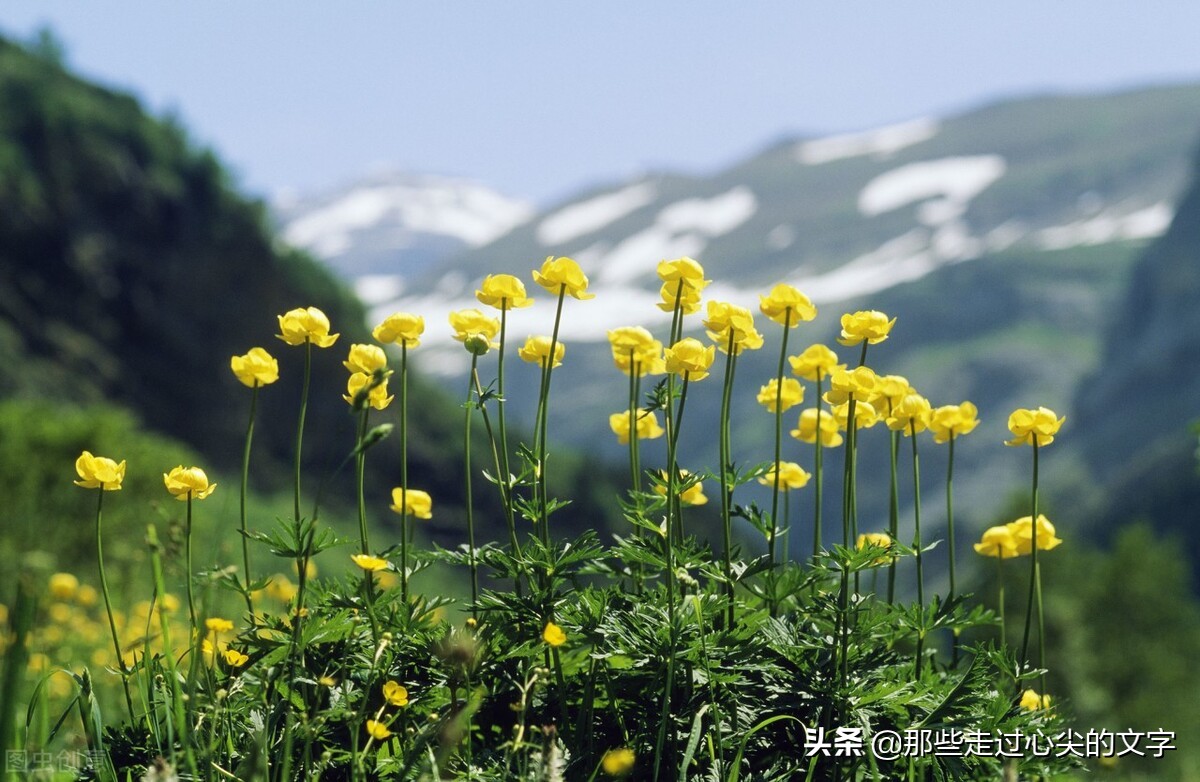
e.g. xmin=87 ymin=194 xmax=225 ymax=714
xmin=3 ymin=4 xmax=1200 ymax=777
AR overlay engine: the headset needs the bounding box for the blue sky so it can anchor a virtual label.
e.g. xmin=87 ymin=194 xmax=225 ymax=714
xmin=4 ymin=2 xmax=1200 ymax=205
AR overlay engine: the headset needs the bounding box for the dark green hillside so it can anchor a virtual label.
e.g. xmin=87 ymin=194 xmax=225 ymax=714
xmin=1072 ymin=140 xmax=1200 ymax=555
xmin=0 ymin=36 xmax=621 ymax=549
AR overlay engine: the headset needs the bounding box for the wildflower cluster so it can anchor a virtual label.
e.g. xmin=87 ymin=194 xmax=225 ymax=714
xmin=23 ymin=257 xmax=1081 ymax=782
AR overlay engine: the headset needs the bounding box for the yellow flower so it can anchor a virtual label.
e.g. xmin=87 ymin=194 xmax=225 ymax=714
xmin=656 ymin=281 xmax=704 ymax=314
xmin=351 ymin=554 xmax=389 ymax=572
xmin=790 ymin=408 xmax=843 ymax=448
xmin=759 ymin=283 xmax=817 ymax=326
xmin=654 ymin=470 xmax=708 ymax=506
xmin=74 ymin=451 xmax=126 ymax=491
xmin=973 ymin=525 xmax=1019 ymax=559
xmin=205 ymin=617 xmax=234 ymax=633
xmin=607 ymin=326 xmax=665 ymax=376
xmin=48 ymin=573 xmax=79 ymax=601
xmin=383 ymin=680 xmax=410 ymax=707
xmin=608 ymin=409 xmax=665 ymax=444
xmin=448 ymin=308 xmax=501 ymax=354
xmin=789 ymin=344 xmax=840 ymax=381
xmin=885 ymin=393 xmax=932 ymax=435
xmin=390 ymin=488 xmax=433 ymax=519
xmin=230 ymin=347 xmax=280 ymax=388
xmin=163 ymin=466 xmax=216 ymax=500
xmin=276 ymin=306 xmax=339 ymax=348
xmin=703 ymin=300 xmax=764 ymax=354
xmin=832 ymin=400 xmax=881 ymax=430
xmin=601 ymin=747 xmax=636 ymax=776
xmin=222 ymin=649 xmax=249 ymax=667
xmin=542 ymin=621 xmax=567 ymax=647
xmin=517 ymin=335 xmax=566 ymax=368
xmin=533 ymin=256 xmax=595 ymax=299
xmin=856 ymin=532 xmax=894 ymax=565
xmin=266 ymin=575 xmax=297 ymax=603
xmin=929 ymin=401 xmax=980 ymax=444
xmin=871 ymin=375 xmax=912 ymax=410
xmin=343 ymin=372 xmax=394 ymax=411
xmin=343 ymin=343 xmax=389 ymax=375
xmin=1005 ymin=407 xmax=1065 ymax=447
xmin=365 ymin=720 xmax=393 ymax=740
xmin=757 ymin=461 xmax=811 ymax=490
xmin=1007 ymin=515 xmax=1063 ymax=554
xmin=823 ymin=366 xmax=878 ymax=405
xmin=1020 ymin=689 xmax=1052 ymax=711
xmin=664 ymin=338 xmax=716 ymax=381
xmin=372 ymin=312 xmax=424 ymax=348
xmin=476 ymin=274 xmax=534 ymax=310
xmin=837 ymin=310 xmax=896 ymax=346
xmin=757 ymin=378 xmax=804 ymax=413
xmin=656 ymin=257 xmax=709 ymax=291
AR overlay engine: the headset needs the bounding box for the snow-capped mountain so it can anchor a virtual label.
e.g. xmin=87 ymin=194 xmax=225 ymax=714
xmin=309 ymin=86 xmax=1198 ymax=358
xmin=274 ymin=172 xmax=534 ymax=304
xmin=273 ymin=82 xmax=1200 ymax=552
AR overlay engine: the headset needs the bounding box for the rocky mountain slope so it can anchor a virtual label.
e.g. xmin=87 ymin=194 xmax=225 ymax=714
xmin=280 ymin=82 xmax=1200 ymax=557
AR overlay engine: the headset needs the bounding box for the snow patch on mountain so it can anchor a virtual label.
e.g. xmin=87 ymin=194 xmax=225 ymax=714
xmin=595 ymin=187 xmax=758 ymax=284
xmin=282 ymin=175 xmax=534 ymax=257
xmin=858 ymin=156 xmax=1007 ymax=217
xmin=537 ymin=182 xmax=658 ymax=245
xmin=1034 ymin=202 xmax=1173 ymax=250
xmin=796 ymin=118 xmax=940 ymax=165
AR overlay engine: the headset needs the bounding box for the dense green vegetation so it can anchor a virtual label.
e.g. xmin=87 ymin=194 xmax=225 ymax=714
xmin=0 ymin=35 xmax=623 ymax=562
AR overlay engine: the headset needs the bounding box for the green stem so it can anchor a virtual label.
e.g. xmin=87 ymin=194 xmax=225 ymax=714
xmin=768 ymin=310 xmax=792 ymax=614
xmin=1021 ymin=443 xmax=1039 ymax=668
xmin=293 ymin=339 xmax=312 ymax=523
xmin=355 ymin=407 xmax=381 ymax=640
xmin=946 ymin=436 xmax=957 ymax=599
xmin=654 ymin=374 xmax=691 ymax=780
xmin=147 ymin=525 xmax=197 ymax=778
xmin=465 ymin=355 xmax=480 ymax=618
xmin=813 ymin=376 xmax=823 ymax=558
xmin=887 ymin=429 xmax=899 ymax=604
xmin=718 ymin=331 xmax=737 ymax=626
xmin=947 ymin=434 xmax=959 ymax=666
xmin=240 ymin=384 xmax=259 ymax=622
xmin=910 ymin=424 xmax=925 ymax=675
xmin=95 ymin=490 xmax=135 ymax=720
xmin=536 ymin=287 xmax=568 ymax=532
xmin=628 ymin=352 xmax=645 ymax=594
xmin=495 ymin=308 xmax=522 ymax=590
xmin=997 ymin=556 xmax=1006 ymax=648
xmin=399 ymin=344 xmax=410 ymax=603
xmin=185 ymin=493 xmax=197 ymax=638
xmin=356 ymin=407 xmax=371 ymax=555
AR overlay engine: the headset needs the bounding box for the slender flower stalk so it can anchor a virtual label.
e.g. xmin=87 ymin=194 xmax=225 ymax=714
xmin=1006 ymin=406 xmax=1064 ymax=689
xmin=930 ymin=401 xmax=978 ymax=608
xmin=814 ymin=376 xmax=824 ymax=557
xmin=535 ymin=287 xmax=567 ymax=535
xmin=496 ymin=307 xmax=520 ymax=559
xmin=399 ymin=344 xmax=410 ymax=601
xmin=476 ymin=277 xmax=530 ymax=566
xmin=886 ymin=428 xmax=900 ymax=603
xmin=95 ymin=490 xmax=136 ymax=719
xmin=767 ymin=309 xmax=793 ymax=570
xmin=230 ymin=347 xmax=278 ymax=622
xmin=909 ymin=421 xmax=926 ymax=673
xmin=717 ymin=329 xmax=738 ymax=622
xmin=464 ymin=355 xmax=481 ymax=617
xmin=239 ymin=385 xmax=260 ymax=619
xmin=294 ymin=340 xmax=312 ymax=523
xmin=1023 ymin=443 xmax=1048 ymax=693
